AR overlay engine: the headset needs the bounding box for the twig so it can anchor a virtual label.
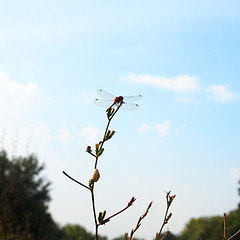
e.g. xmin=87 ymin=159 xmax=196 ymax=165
xmin=223 ymin=213 xmax=227 ymax=240
xmin=62 ymin=171 xmax=90 ymax=190
xmin=228 ymin=229 xmax=240 ymax=240
xmin=90 ymin=183 xmax=99 ymax=240
xmin=155 ymin=191 xmax=175 ymax=240
xmin=129 ymin=201 xmax=153 ymax=240
xmin=160 ymin=230 xmax=170 ymax=240
xmin=98 ymin=197 xmax=136 ymax=226
xmin=94 ymin=103 xmax=122 ymax=169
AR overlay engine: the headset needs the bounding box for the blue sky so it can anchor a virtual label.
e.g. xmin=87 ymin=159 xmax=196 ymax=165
xmin=0 ymin=0 xmax=240 ymax=239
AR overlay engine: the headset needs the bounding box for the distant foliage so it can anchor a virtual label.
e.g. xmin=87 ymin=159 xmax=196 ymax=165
xmin=0 ymin=150 xmax=61 ymax=240
xmin=0 ymin=150 xmax=109 ymax=240
xmin=179 ymin=209 xmax=240 ymax=240
xmin=179 ymin=216 xmax=222 ymax=240
xmin=62 ymin=224 xmax=107 ymax=240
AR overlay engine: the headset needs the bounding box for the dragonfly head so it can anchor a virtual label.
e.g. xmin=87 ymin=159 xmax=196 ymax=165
xmin=115 ymin=96 xmax=124 ymax=103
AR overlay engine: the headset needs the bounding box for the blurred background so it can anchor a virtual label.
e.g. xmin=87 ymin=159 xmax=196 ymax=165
xmin=0 ymin=0 xmax=240 ymax=239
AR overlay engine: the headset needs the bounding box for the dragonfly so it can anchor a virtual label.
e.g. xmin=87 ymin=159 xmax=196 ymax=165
xmin=95 ymin=89 xmax=143 ymax=111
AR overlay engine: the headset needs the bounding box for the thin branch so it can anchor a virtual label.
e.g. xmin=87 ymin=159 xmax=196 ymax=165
xmin=129 ymin=201 xmax=153 ymax=240
xmin=155 ymin=191 xmax=175 ymax=240
xmin=223 ymin=213 xmax=227 ymax=240
xmin=90 ymin=183 xmax=99 ymax=240
xmin=160 ymin=230 xmax=170 ymax=240
xmin=98 ymin=197 xmax=136 ymax=226
xmin=95 ymin=103 xmax=122 ymax=169
xmin=62 ymin=171 xmax=90 ymax=190
xmin=228 ymin=230 xmax=240 ymax=240
xmin=158 ymin=193 xmax=170 ymax=235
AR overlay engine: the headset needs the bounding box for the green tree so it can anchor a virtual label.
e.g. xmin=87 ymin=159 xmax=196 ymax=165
xmin=224 ymin=209 xmax=240 ymax=238
xmin=61 ymin=224 xmax=107 ymax=240
xmin=158 ymin=232 xmax=179 ymax=240
xmin=112 ymin=235 xmax=143 ymax=240
xmin=179 ymin=216 xmax=222 ymax=240
xmin=62 ymin=224 xmax=94 ymax=240
xmin=0 ymin=150 xmax=62 ymax=240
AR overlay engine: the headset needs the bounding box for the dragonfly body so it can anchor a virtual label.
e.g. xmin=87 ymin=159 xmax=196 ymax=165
xmin=95 ymin=90 xmax=142 ymax=111
xmin=106 ymin=96 xmax=124 ymax=112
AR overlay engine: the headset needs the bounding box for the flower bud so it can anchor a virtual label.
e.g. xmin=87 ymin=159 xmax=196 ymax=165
xmin=86 ymin=146 xmax=92 ymax=153
xmin=92 ymin=168 xmax=100 ymax=182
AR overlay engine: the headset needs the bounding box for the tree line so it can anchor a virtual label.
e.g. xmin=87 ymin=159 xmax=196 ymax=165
xmin=0 ymin=151 xmax=239 ymax=240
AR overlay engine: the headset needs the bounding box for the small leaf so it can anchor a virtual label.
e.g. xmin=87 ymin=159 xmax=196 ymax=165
xmin=96 ymin=148 xmax=104 ymax=157
xmin=86 ymin=146 xmax=92 ymax=153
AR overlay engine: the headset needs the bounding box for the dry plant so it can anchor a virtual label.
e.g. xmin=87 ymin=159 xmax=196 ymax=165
xmin=63 ymin=90 xmax=176 ymax=240
xmin=222 ymin=213 xmax=240 ymax=240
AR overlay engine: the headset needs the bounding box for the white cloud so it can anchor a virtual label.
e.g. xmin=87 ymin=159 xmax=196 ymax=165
xmin=137 ymin=121 xmax=172 ymax=138
xmin=125 ymin=74 xmax=200 ymax=92
xmin=0 ymin=70 xmax=47 ymax=123
xmin=155 ymin=120 xmax=171 ymax=138
xmin=75 ymin=89 xmax=97 ymax=104
xmin=137 ymin=123 xmax=151 ymax=134
xmin=208 ymin=85 xmax=237 ymax=102
xmin=0 ymin=70 xmax=37 ymax=95
xmin=175 ymin=124 xmax=187 ymax=135
xmin=181 ymin=184 xmax=192 ymax=191
xmin=57 ymin=129 xmax=71 ymax=143
xmin=1 ymin=121 xmax=52 ymax=157
xmin=176 ymin=96 xmax=199 ymax=104
xmin=230 ymin=169 xmax=240 ymax=182
xmin=79 ymin=126 xmax=101 ymax=142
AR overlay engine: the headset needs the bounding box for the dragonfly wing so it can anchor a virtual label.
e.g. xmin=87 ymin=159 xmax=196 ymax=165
xmin=95 ymin=99 xmax=139 ymax=111
xmin=94 ymin=99 xmax=113 ymax=108
xmin=97 ymin=89 xmax=115 ymax=99
xmin=121 ymin=102 xmax=139 ymax=110
xmin=123 ymin=94 xmax=143 ymax=102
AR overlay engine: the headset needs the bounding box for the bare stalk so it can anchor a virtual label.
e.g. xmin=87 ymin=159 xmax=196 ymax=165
xmin=98 ymin=197 xmax=136 ymax=226
xmin=90 ymin=183 xmax=99 ymax=240
xmin=91 ymin=103 xmax=123 ymax=239
xmin=223 ymin=213 xmax=240 ymax=240
xmin=62 ymin=171 xmax=90 ymax=190
xmin=155 ymin=191 xmax=175 ymax=240
xmin=129 ymin=201 xmax=153 ymax=240
xmin=95 ymin=103 xmax=122 ymax=169
xmin=228 ymin=229 xmax=240 ymax=240
xmin=223 ymin=213 xmax=227 ymax=240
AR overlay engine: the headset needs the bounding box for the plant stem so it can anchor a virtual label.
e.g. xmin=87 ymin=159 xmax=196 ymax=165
xmin=99 ymin=197 xmax=136 ymax=225
xmin=90 ymin=183 xmax=99 ymax=240
xmin=95 ymin=103 xmax=122 ymax=169
xmin=92 ymin=103 xmax=122 ymax=239
xmin=223 ymin=213 xmax=226 ymax=240
xmin=62 ymin=171 xmax=90 ymax=190
xmin=157 ymin=192 xmax=171 ymax=238
xmin=158 ymin=204 xmax=169 ymax=236
xmin=228 ymin=229 xmax=240 ymax=240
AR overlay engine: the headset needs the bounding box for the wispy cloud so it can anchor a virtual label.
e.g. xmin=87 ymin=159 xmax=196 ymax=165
xmin=181 ymin=183 xmax=192 ymax=191
xmin=137 ymin=121 xmax=171 ymax=139
xmin=1 ymin=121 xmax=52 ymax=157
xmin=230 ymin=169 xmax=240 ymax=182
xmin=208 ymin=85 xmax=237 ymax=102
xmin=125 ymin=74 xmax=200 ymax=92
xmin=176 ymin=96 xmax=200 ymax=104
xmin=57 ymin=129 xmax=71 ymax=143
xmin=137 ymin=123 xmax=151 ymax=134
xmin=0 ymin=70 xmax=38 ymax=96
xmin=0 ymin=70 xmax=49 ymax=123
xmin=79 ymin=126 xmax=101 ymax=142
xmin=155 ymin=121 xmax=171 ymax=138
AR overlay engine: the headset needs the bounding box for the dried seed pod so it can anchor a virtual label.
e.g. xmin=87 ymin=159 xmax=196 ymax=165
xmin=92 ymin=168 xmax=100 ymax=182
